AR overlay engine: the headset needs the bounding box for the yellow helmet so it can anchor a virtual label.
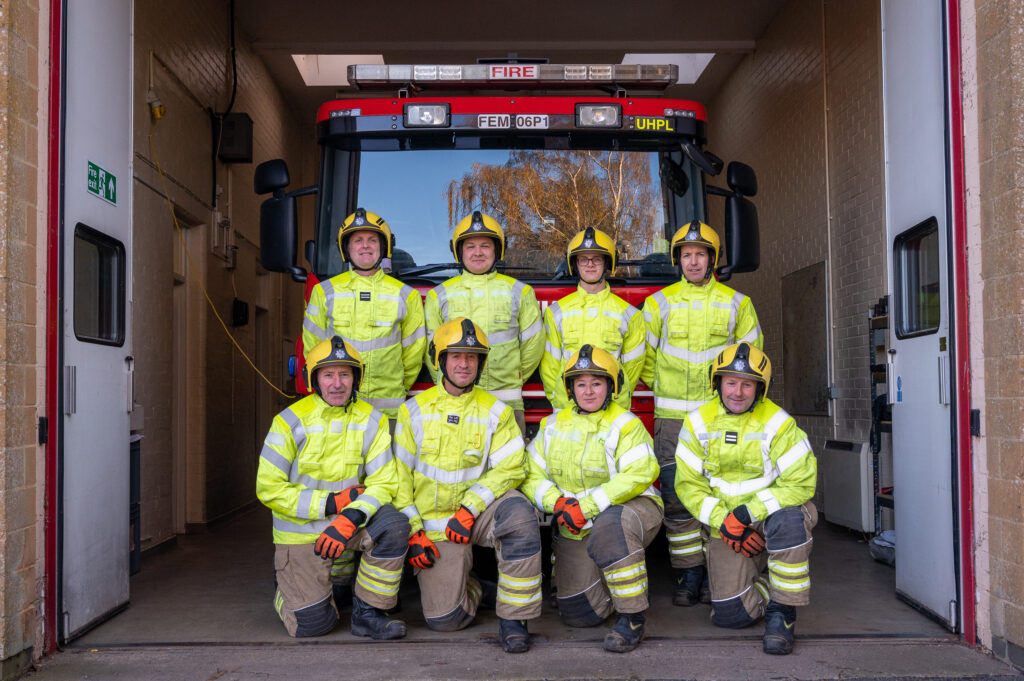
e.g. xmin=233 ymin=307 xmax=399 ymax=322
xmin=429 ymin=317 xmax=490 ymax=385
xmin=709 ymin=342 xmax=772 ymax=409
xmin=670 ymin=220 xmax=720 ymax=278
xmin=566 ymin=227 xmax=617 ymax=278
xmin=338 ymin=208 xmax=393 ymax=267
xmin=303 ymin=336 xmax=363 ymax=403
xmin=563 ymin=344 xmax=625 ymax=412
xmin=450 ymin=211 xmax=505 ymax=268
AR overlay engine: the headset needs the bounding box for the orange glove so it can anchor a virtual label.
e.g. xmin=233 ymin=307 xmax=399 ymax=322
xmin=719 ymin=505 xmax=764 ymax=557
xmin=556 ymin=498 xmax=587 ymax=535
xmin=445 ymin=506 xmax=476 ymax=544
xmin=553 ymin=496 xmax=571 ymax=516
xmin=408 ymin=530 xmax=440 ymax=569
xmin=324 ymin=484 xmax=365 ymax=516
xmin=314 ymin=508 xmax=364 ymax=560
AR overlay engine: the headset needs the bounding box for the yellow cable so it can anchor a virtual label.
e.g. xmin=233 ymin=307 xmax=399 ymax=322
xmin=148 ymin=121 xmax=296 ymax=399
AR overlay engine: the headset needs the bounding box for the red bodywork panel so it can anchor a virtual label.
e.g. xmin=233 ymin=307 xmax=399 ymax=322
xmin=317 ymin=96 xmax=707 ymax=124
xmin=293 ymin=279 xmax=663 ymax=434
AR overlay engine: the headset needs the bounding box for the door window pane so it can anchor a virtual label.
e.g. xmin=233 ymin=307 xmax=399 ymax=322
xmin=894 ymin=217 xmax=940 ymax=338
xmin=74 ymin=223 xmax=125 ymax=345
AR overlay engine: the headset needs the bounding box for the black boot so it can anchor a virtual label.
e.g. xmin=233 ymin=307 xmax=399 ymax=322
xmin=332 ymin=583 xmax=352 ymax=611
xmin=699 ymin=570 xmax=711 ymax=604
xmin=762 ymin=601 xmax=796 ymax=655
xmin=498 ymin=618 xmax=531 ymax=653
xmin=603 ymin=611 xmax=645 ymax=653
xmin=350 ymin=595 xmax=406 ymax=640
xmin=673 ymin=565 xmax=706 ymax=606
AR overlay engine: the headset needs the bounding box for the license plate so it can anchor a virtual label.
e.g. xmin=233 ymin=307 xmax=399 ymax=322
xmin=515 ymin=114 xmax=548 ymax=129
xmin=477 ymin=114 xmax=549 ymax=129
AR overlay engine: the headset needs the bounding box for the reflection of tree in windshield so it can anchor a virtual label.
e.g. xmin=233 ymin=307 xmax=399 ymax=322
xmin=445 ymin=150 xmax=660 ymax=275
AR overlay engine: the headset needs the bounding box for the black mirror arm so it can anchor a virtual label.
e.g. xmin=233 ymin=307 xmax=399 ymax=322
xmin=288 ymin=185 xmax=318 ymax=199
xmin=705 ymin=185 xmax=732 ymax=198
xmin=289 ymin=266 xmax=307 ymax=283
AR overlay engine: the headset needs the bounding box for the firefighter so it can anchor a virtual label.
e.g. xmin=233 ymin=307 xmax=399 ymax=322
xmin=641 ymin=220 xmax=763 ymax=607
xmin=393 ymin=318 xmax=543 ymax=653
xmin=523 ymin=345 xmax=663 ymax=653
xmin=256 ymin=336 xmax=409 ymax=639
xmin=674 ymin=342 xmax=817 ymax=655
xmin=302 ymin=208 xmax=426 ymax=423
xmin=424 ymin=212 xmax=543 ymax=435
xmin=540 ymin=228 xmax=645 ymax=411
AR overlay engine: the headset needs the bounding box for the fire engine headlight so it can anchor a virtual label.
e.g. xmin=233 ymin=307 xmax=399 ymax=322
xmin=576 ymin=104 xmax=621 ymax=128
xmin=404 ymin=104 xmax=450 ymax=128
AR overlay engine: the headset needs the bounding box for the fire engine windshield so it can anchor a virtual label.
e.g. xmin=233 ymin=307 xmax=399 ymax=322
xmin=315 ymin=146 xmax=704 ymax=284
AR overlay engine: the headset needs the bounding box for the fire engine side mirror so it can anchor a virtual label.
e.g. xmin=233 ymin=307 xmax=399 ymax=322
xmin=254 ymin=159 xmax=290 ymax=195
xmin=259 ymin=193 xmax=306 ymax=282
xmin=726 ymin=161 xmax=758 ymax=197
xmin=718 ymin=193 xmax=760 ymax=282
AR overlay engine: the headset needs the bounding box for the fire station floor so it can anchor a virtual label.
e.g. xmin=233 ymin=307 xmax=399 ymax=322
xmin=28 ymin=506 xmax=1019 ymax=681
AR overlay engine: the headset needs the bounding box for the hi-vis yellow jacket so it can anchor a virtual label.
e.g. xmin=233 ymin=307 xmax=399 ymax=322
xmin=539 ymin=284 xmax=645 ymax=410
xmin=674 ymin=397 xmax=817 ymax=530
xmin=522 ymin=403 xmax=662 ymax=540
xmin=302 ymin=269 xmax=426 ymax=418
xmin=641 ymin=279 xmax=762 ymax=420
xmin=424 ymin=271 xmax=543 ymax=411
xmin=256 ymin=394 xmax=397 ymax=545
xmin=393 ymin=385 xmax=527 ymax=542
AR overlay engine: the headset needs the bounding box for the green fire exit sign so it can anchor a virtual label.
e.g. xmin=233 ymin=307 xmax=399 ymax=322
xmin=87 ymin=161 xmax=117 ymax=205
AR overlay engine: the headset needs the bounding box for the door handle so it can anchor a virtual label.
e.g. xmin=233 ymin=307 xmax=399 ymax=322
xmin=64 ymin=365 xmax=76 ymax=415
xmin=126 ymin=355 xmax=135 ymax=413
xmin=938 ymin=354 xmax=950 ymax=405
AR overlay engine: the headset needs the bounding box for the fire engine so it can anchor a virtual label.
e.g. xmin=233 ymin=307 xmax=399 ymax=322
xmin=255 ymin=61 xmax=760 ymax=434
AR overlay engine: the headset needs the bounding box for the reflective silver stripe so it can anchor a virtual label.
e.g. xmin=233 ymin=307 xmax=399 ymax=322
xmin=398 ymin=284 xmax=416 ymax=318
xmin=761 ymin=410 xmax=792 ymax=476
xmin=675 ymin=444 xmax=704 ymax=474
xmin=729 ymin=292 xmax=745 ymax=338
xmin=656 ymin=396 xmax=707 ymax=413
xmin=306 ymin=303 xmax=320 ymax=316
xmin=363 ymin=411 xmax=383 ymax=456
xmin=757 ymin=488 xmax=782 ymax=515
xmin=621 ymin=304 xmax=640 ymax=335
xmin=620 ymin=342 xmax=645 ymax=363
xmin=617 ymin=443 xmax=652 ymax=469
xmin=468 ymin=484 xmax=496 ymax=507
xmin=280 ymin=408 xmax=307 ymax=459
xmin=561 ymin=309 xmax=583 ymax=319
xmin=533 ymin=480 xmax=556 ymax=510
xmin=358 ymin=494 xmax=383 ymax=511
xmin=433 ymin=284 xmax=450 ymax=318
xmin=738 ymin=323 xmax=762 ymax=344
xmin=320 ymin=279 xmax=336 ymax=333
xmin=414 ymin=458 xmax=486 ymax=486
xmin=660 ymin=342 xmax=728 ymax=364
xmin=708 ymin=474 xmax=777 ymax=496
xmin=777 ymin=439 xmax=811 ymax=474
xmin=678 ymin=427 xmax=693 ymax=443
xmin=545 ymin=341 xmax=563 ymax=361
xmin=331 ymin=420 xmax=366 ymax=433
xmin=363 ymin=448 xmax=393 ymax=477
xmin=527 ymin=438 xmax=546 ymax=468
xmin=394 ymin=443 xmax=417 ymax=469
xmin=364 ymin=396 xmax=404 ymax=410
xmin=488 ymin=328 xmax=519 ymax=345
xmin=590 ymin=486 xmax=611 ymax=512
xmin=490 ymin=436 xmax=524 ymax=466
xmin=305 ymin=425 xmax=325 ymax=434
xmin=293 ymin=474 xmax=362 ymax=492
xmin=265 ymin=432 xmax=287 ymax=447
xmin=260 ymin=445 xmax=292 ymax=475
xmin=550 ymin=301 xmax=564 ymax=329
xmin=422 ymin=517 xmax=451 ymax=533
xmin=646 ymin=330 xmax=659 ymax=347
xmin=402 ymin=325 xmax=426 ymax=348
xmin=274 ymin=516 xmax=331 ymax=534
xmin=710 ymin=301 xmax=733 ymax=310
xmin=400 ymin=505 xmax=419 ymax=521
xmin=511 ymin=280 xmax=526 ymax=321
xmin=348 ymin=326 xmax=402 ymax=353
xmin=297 ymin=489 xmax=317 ymax=519
xmin=376 ymin=293 xmax=401 ymax=302
xmin=303 ymin=316 xmax=330 ymax=338
xmin=519 ymin=318 xmax=542 ymax=342
xmin=687 ymin=300 xmax=703 ymax=311
xmin=698 ymin=496 xmax=720 ymax=525
xmin=487 ymin=388 xmax=522 ymax=402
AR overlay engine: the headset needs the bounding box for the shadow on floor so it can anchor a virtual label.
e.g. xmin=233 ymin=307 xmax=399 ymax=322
xmin=73 ymin=506 xmax=951 ymax=647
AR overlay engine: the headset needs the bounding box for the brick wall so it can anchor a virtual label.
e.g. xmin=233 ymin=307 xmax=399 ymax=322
xmin=974 ymin=0 xmax=1024 ymax=666
xmin=133 ymin=0 xmax=312 ymax=543
xmin=0 ymin=0 xmax=45 ymax=670
xmin=707 ymin=0 xmax=886 ymax=468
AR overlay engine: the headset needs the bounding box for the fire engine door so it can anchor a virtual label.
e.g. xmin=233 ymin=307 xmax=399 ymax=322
xmin=881 ymin=0 xmax=957 ymax=629
xmin=60 ymin=0 xmax=134 ymax=642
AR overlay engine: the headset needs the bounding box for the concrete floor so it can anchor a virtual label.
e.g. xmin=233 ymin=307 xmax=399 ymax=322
xmin=72 ymin=506 xmax=949 ymax=646
xmin=26 ymin=508 xmax=1021 ymax=680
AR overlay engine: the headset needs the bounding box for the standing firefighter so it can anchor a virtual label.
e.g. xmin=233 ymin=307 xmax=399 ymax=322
xmin=675 ymin=343 xmax=817 ymax=655
xmin=540 ymin=228 xmax=645 ymax=411
xmin=641 ymin=221 xmax=763 ymax=606
xmin=523 ymin=345 xmax=662 ymax=653
xmin=424 ymin=211 xmax=543 ymax=434
xmin=302 ymin=208 xmax=426 ymax=422
xmin=394 ymin=318 xmax=543 ymax=653
xmin=256 ymin=336 xmax=409 ymax=639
